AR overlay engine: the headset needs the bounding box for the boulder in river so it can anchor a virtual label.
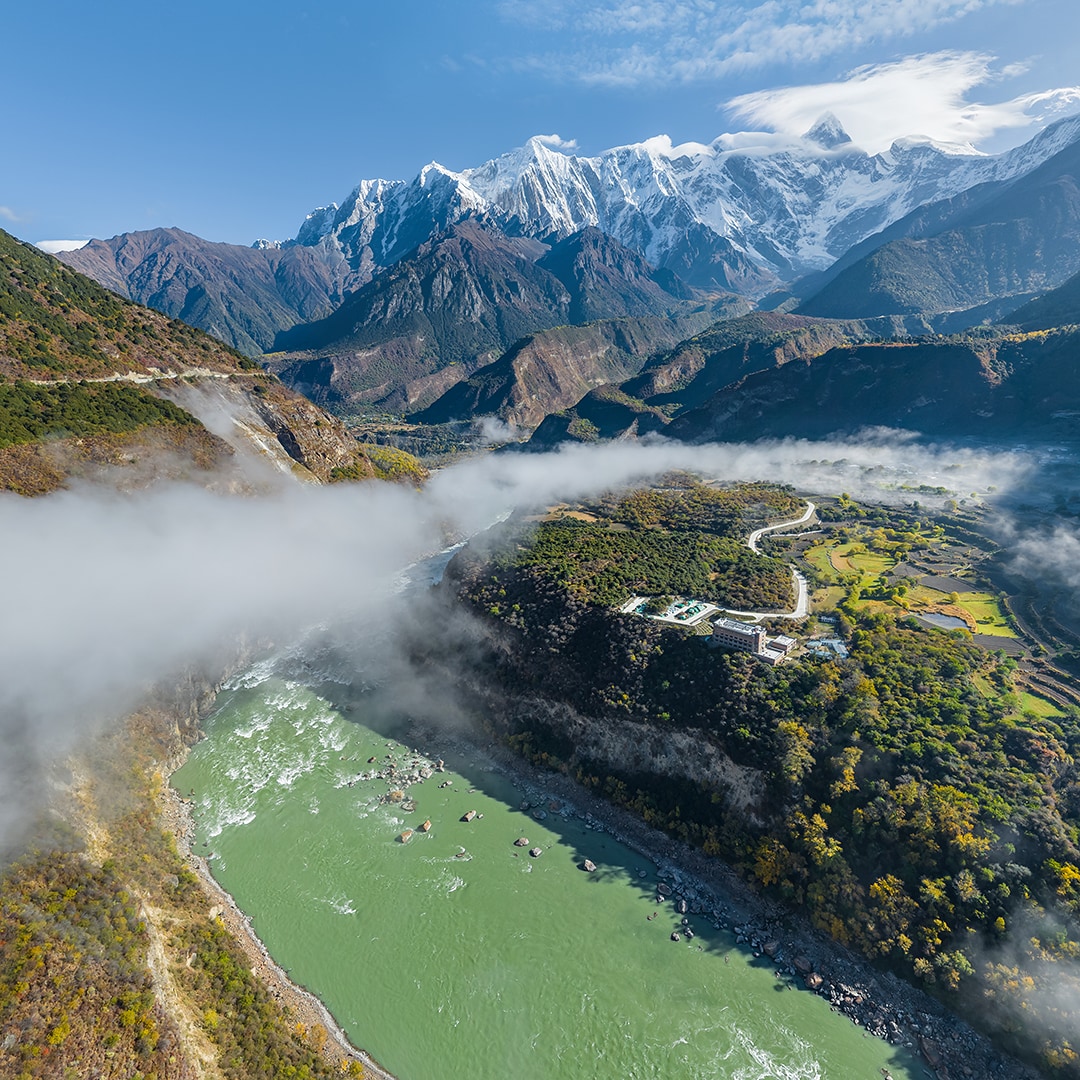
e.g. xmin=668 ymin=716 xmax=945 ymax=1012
xmin=529 ymin=847 xmax=543 ymax=858
xmin=804 ymin=972 xmax=824 ymax=991
xmin=763 ymin=940 xmax=781 ymax=959
xmin=671 ymin=931 xmax=681 ymax=942
xmin=461 ymin=810 xmax=477 ymax=822
xmin=419 ymin=820 xmax=432 ymax=832
xmin=398 ymin=830 xmax=413 ymax=843
xmin=582 ymin=859 xmax=597 ymax=872
xmin=514 ymin=837 xmax=530 ymax=847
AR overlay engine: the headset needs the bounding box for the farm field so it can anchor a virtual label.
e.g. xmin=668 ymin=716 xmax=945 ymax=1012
xmin=1016 ymin=690 xmax=1066 ymax=718
xmin=801 ymin=516 xmax=1017 ymax=639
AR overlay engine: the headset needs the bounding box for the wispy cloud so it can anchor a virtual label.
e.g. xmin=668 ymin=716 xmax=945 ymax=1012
xmin=498 ymin=0 xmax=1026 ymax=85
xmin=0 ymin=433 xmax=1033 ymax=845
xmin=35 ymin=239 xmax=90 ymax=254
xmin=727 ymin=52 xmax=1080 ymax=152
xmin=534 ymin=133 xmax=579 ymax=150
xmin=0 ymin=206 xmax=23 ymax=223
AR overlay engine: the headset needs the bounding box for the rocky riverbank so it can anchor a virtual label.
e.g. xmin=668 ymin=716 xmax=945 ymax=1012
xmin=405 ymin=723 xmax=1043 ymax=1080
xmin=160 ymin=749 xmax=398 ymax=1080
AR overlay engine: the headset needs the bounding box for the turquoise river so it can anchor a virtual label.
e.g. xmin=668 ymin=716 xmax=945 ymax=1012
xmin=173 ymin=666 xmax=926 ymax=1080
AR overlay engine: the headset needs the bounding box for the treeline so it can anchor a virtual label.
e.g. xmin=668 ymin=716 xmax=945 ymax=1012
xmin=175 ymin=918 xmax=348 ymax=1080
xmin=331 ymin=443 xmax=428 ymax=485
xmin=0 ymin=380 xmax=200 ymax=449
xmin=594 ymin=475 xmax=802 ymax=535
xmin=0 ymin=850 xmax=176 ymax=1079
xmin=0 ymin=227 xmax=257 ymax=379
xmin=0 ymin=229 xmax=127 ymax=369
xmin=479 ymin=480 xmax=800 ymax=612
xmin=443 ymin=539 xmax=1080 ymax=1075
xmin=506 ymin=518 xmax=793 ymax=610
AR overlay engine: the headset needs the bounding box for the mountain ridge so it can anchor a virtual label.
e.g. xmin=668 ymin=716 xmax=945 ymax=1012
xmin=797 ymin=136 xmax=1080 ymax=322
xmin=58 ymin=227 xmax=352 ymax=356
xmin=294 ymin=115 xmax=1080 ymax=295
xmin=265 ymin=220 xmax=706 ymax=416
xmin=0 ymin=229 xmax=395 ymax=492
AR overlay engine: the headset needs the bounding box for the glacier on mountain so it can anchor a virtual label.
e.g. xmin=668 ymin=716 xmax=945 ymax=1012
xmin=290 ymin=113 xmax=1080 ymax=297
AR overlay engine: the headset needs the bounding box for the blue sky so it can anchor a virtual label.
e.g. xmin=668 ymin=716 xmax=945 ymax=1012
xmin=2 ymin=0 xmax=1078 ymax=248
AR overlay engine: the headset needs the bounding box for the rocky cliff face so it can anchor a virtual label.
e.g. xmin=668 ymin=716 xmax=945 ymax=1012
xmin=412 ymin=311 xmax=726 ymax=431
xmin=520 ymin=311 xmax=897 ymax=448
xmin=664 ymin=329 xmax=1080 ymax=443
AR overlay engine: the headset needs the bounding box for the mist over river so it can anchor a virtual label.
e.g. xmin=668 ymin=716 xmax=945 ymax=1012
xmin=174 ymin=668 xmax=924 ymax=1080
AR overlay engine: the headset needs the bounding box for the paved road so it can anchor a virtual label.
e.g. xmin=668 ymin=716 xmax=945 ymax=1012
xmin=746 ymin=500 xmax=817 ymax=553
xmin=718 ymin=501 xmax=816 ymax=622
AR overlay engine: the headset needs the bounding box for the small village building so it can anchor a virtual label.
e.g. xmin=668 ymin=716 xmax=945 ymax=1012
xmin=771 ymin=635 xmax=797 ymax=654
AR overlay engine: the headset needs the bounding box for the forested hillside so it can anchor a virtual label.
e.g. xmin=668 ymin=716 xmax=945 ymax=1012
xmin=0 ymin=229 xmax=409 ymax=492
xmin=438 ymin=486 xmax=1080 ymax=1077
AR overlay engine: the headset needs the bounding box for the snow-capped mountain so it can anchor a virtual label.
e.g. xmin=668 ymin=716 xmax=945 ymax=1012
xmin=291 ymin=114 xmax=1080 ymax=297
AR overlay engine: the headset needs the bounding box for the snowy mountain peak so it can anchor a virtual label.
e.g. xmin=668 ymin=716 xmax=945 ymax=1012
xmin=803 ymin=113 xmax=853 ymax=150
xmin=418 ymin=161 xmax=465 ymax=187
xmin=292 ymin=118 xmax=1080 ymax=297
xmin=889 ymin=134 xmax=981 ymax=157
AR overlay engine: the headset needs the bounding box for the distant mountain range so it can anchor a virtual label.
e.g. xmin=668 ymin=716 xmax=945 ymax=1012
xmin=60 ymin=228 xmax=351 ymax=355
xmin=46 ymin=112 xmax=1080 ymax=451
xmin=58 ymin=115 xmax=1080 ymax=362
xmin=263 ymin=221 xmax=718 ymax=415
xmin=290 ymin=116 xmax=1080 ymax=296
xmin=796 ymin=137 xmax=1080 ymax=322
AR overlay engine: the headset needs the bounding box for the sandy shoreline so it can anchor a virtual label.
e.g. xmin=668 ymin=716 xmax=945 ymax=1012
xmin=161 ymin=748 xmax=399 ymax=1080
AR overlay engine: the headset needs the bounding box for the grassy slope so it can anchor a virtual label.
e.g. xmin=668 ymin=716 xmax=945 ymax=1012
xmin=0 ymin=229 xmax=420 ymax=493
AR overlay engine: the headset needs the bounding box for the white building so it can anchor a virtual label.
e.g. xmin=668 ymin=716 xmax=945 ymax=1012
xmin=712 ymin=617 xmax=767 ymax=654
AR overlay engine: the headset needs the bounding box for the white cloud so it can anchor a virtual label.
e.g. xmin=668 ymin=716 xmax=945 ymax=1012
xmin=726 ymin=52 xmax=1080 ymax=152
xmin=0 ymin=206 xmax=23 ymax=223
xmin=499 ymin=0 xmax=1026 ymax=85
xmin=0 ymin=433 xmax=1032 ymax=844
xmin=534 ymin=133 xmax=579 ymax=149
xmin=35 ymin=239 xmax=91 ymax=254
